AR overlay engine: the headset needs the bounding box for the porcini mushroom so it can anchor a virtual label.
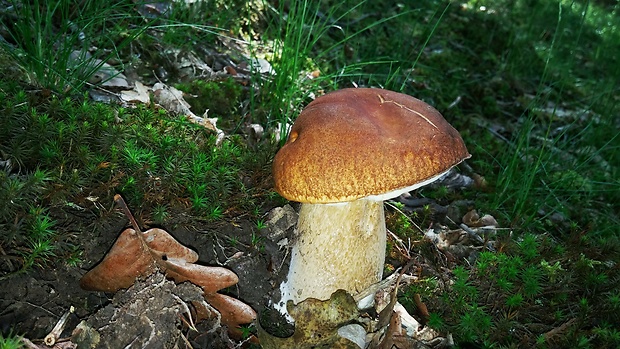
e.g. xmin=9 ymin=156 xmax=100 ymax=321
xmin=272 ymin=88 xmax=470 ymax=313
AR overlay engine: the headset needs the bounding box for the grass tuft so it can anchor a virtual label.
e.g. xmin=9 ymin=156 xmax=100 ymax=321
xmin=1 ymin=0 xmax=150 ymax=93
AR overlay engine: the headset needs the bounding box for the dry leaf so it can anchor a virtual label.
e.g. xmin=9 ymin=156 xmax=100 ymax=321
xmin=205 ymin=293 xmax=257 ymax=339
xmin=80 ymin=228 xmax=156 ymax=292
xmin=463 ymin=209 xmax=498 ymax=227
xmin=162 ymin=257 xmax=238 ymax=294
xmin=68 ymin=50 xmax=130 ymax=89
xmin=120 ymin=81 xmax=151 ymax=104
xmin=143 ymin=228 xmax=198 ymax=262
xmin=80 ymin=228 xmax=200 ymax=292
xmin=152 ymin=83 xmax=193 ymax=116
xmin=259 ymin=289 xmax=360 ymax=348
xmin=80 ymin=225 xmax=256 ymax=338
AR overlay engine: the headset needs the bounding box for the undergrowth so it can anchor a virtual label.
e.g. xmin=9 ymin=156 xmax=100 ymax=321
xmin=0 ymin=0 xmax=148 ymax=92
xmin=371 ymin=1 xmax=619 ymax=347
xmin=0 ymin=80 xmax=273 ymax=277
xmin=0 ymin=331 xmax=22 ymax=349
xmin=0 ymin=0 xmax=618 ymax=347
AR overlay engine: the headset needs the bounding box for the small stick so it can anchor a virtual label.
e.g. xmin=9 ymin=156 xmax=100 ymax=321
xmin=459 ymin=223 xmax=485 ymax=244
xmin=44 ymin=306 xmax=74 ymax=346
xmin=114 ymin=194 xmax=142 ymax=234
xmin=460 ymin=223 xmax=496 ymax=252
xmin=172 ymin=294 xmax=198 ymax=332
xmin=180 ymin=332 xmax=194 ymax=349
xmin=114 ymin=194 xmax=157 ymax=259
xmin=20 ymin=338 xmax=39 ymax=349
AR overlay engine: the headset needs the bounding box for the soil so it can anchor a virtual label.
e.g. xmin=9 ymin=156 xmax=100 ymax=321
xmin=0 ymin=202 xmax=296 ymax=348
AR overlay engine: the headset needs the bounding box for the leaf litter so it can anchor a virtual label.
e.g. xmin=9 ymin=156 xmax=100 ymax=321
xmin=78 ymin=195 xmax=257 ymax=343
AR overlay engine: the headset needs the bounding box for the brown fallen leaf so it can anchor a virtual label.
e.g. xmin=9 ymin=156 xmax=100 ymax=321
xmin=80 ymin=195 xmax=256 ymax=339
xmin=205 ymin=293 xmax=258 ymax=340
xmin=162 ymin=257 xmax=239 ymax=294
xmin=143 ymin=227 xmax=199 ymax=262
xmin=79 ymin=228 xmax=156 ymax=292
xmin=79 ymin=227 xmax=200 ymax=292
xmin=462 ymin=209 xmax=499 ymax=227
xmin=413 ymin=294 xmax=429 ymax=323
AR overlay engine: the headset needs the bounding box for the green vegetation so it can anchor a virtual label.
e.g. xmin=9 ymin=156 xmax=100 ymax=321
xmin=372 ymin=0 xmax=618 ymax=347
xmin=0 ymin=73 xmax=273 ymax=276
xmin=1 ymin=0 xmax=147 ymax=92
xmin=0 ymin=332 xmax=22 ymax=349
xmin=1 ymin=0 xmax=618 ymax=347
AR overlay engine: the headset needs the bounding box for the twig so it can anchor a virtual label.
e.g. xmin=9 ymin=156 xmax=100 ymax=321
xmin=114 ymin=194 xmax=159 ymax=263
xmin=385 ymin=201 xmax=424 ymax=233
xmin=233 ymin=336 xmax=254 ymax=349
xmin=173 ymin=294 xmax=198 ymax=332
xmin=114 ymin=194 xmax=142 ymax=234
xmin=180 ymin=332 xmax=194 ymax=349
xmin=44 ymin=306 xmax=75 ymax=346
xmin=459 ymin=223 xmax=485 ymax=244
xmin=459 ymin=223 xmax=496 ymax=252
xmin=20 ymin=337 xmax=39 ymax=349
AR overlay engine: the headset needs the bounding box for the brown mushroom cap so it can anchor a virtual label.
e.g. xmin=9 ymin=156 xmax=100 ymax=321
xmin=273 ymin=88 xmax=471 ymax=203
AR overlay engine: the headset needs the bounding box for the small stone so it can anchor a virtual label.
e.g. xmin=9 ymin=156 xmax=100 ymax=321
xmin=264 ymin=205 xmax=298 ymax=241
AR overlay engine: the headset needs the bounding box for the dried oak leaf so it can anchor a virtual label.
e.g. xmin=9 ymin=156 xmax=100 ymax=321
xmin=80 ymin=227 xmax=256 ymax=337
xmin=162 ymin=257 xmax=238 ymax=294
xmin=204 ymin=293 xmax=257 ymax=339
xmin=80 ymin=228 xmax=202 ymax=292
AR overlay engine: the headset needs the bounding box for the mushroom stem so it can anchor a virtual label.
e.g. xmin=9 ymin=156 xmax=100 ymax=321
xmin=278 ymin=199 xmax=386 ymax=312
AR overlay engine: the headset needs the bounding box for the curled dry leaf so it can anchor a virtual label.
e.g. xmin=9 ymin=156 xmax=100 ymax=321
xmin=80 ymin=228 xmax=198 ymax=292
xmin=143 ymin=228 xmax=198 ymax=262
xmin=205 ymin=293 xmax=258 ymax=339
xmin=462 ymin=209 xmax=498 ymax=227
xmin=162 ymin=257 xmax=238 ymax=294
xmin=478 ymin=215 xmax=499 ymax=227
xmin=413 ymin=294 xmax=429 ymax=322
xmin=79 ymin=228 xmax=156 ymax=292
xmin=80 ymin=226 xmax=256 ymax=338
xmin=462 ymin=210 xmax=479 ymax=225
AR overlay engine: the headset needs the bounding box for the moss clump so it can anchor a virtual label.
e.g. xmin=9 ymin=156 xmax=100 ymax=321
xmin=0 ymin=81 xmax=272 ymax=276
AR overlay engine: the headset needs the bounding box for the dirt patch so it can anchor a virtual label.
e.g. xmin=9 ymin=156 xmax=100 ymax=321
xmin=74 ymin=272 xmax=209 ymax=349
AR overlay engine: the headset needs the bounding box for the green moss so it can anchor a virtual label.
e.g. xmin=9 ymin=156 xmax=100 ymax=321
xmin=0 ymin=81 xmax=272 ymax=276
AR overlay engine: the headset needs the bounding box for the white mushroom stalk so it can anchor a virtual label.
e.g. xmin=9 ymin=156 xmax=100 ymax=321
xmin=277 ymin=199 xmax=385 ymax=312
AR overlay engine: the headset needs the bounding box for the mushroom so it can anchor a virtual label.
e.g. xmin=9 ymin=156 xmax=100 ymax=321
xmin=272 ymin=88 xmax=470 ymax=313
